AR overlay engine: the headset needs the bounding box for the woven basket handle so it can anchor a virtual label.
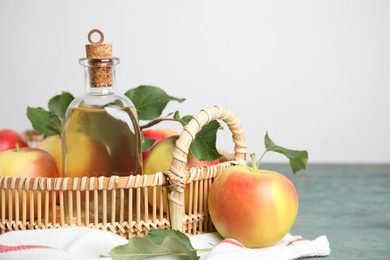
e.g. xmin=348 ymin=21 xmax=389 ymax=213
xmin=168 ymin=105 xmax=247 ymax=231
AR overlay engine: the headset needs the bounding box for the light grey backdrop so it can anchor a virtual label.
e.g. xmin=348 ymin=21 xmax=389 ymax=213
xmin=1 ymin=0 xmax=389 ymax=163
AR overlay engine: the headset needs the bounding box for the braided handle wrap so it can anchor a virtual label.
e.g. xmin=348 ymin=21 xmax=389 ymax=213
xmin=168 ymin=105 xmax=247 ymax=231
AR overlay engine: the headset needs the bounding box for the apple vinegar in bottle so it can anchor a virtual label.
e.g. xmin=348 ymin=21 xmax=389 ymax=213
xmin=62 ymin=29 xmax=142 ymax=224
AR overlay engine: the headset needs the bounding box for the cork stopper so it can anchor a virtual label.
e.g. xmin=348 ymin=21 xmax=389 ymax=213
xmin=85 ymin=29 xmax=113 ymax=87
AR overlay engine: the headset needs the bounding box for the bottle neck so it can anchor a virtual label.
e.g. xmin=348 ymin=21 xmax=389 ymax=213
xmin=79 ymin=58 xmax=120 ymax=94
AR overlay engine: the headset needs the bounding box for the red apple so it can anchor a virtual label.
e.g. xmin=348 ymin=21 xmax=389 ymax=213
xmin=142 ymin=128 xmax=178 ymax=159
xmin=0 ymin=146 xmax=60 ymax=218
xmin=0 ymin=129 xmax=28 ymax=152
xmin=142 ymin=128 xmax=178 ymax=142
xmin=208 ymin=158 xmax=298 ymax=248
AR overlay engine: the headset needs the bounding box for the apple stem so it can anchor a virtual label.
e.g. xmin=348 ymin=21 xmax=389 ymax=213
xmin=15 ymin=142 xmax=20 ymax=152
xmin=51 ymin=119 xmax=62 ymax=137
xmin=250 ymin=153 xmax=259 ymax=172
xmin=256 ymin=151 xmax=268 ymax=170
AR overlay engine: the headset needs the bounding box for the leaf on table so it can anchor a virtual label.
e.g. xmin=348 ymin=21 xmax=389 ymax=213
xmin=125 ymin=85 xmax=185 ymax=121
xmin=26 ymin=107 xmax=61 ymax=136
xmin=48 ymin=92 xmax=74 ymax=122
xmin=110 ymin=229 xmax=199 ymax=260
xmin=146 ymin=229 xmax=194 ymax=249
xmin=264 ymin=132 xmax=308 ymax=173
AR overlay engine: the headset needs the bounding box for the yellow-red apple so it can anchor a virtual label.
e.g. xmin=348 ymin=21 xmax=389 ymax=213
xmin=143 ymin=135 xmax=219 ymax=172
xmin=37 ymin=134 xmax=116 ymax=177
xmin=62 ymin=133 xmax=112 ymax=177
xmin=0 ymin=129 xmax=28 ymax=152
xmin=208 ymin=164 xmax=298 ymax=248
xmin=38 ymin=135 xmax=62 ymax=176
xmin=0 ymin=146 xmax=59 ymax=178
xmin=142 ymin=128 xmax=178 ymax=142
xmin=0 ymin=146 xmax=60 ymax=218
xmin=143 ymin=135 xmax=219 ymax=212
xmin=142 ymin=128 xmax=178 ymax=159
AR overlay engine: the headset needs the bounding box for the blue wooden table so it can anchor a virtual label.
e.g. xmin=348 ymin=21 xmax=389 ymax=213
xmin=264 ymin=163 xmax=390 ymax=259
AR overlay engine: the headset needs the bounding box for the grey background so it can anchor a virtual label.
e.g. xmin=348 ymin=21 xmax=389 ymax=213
xmin=0 ymin=0 xmax=389 ymax=163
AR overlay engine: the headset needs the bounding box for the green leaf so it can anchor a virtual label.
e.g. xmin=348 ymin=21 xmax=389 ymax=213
xmin=264 ymin=132 xmax=308 ymax=173
xmin=26 ymin=107 xmax=61 ymax=136
xmin=110 ymin=229 xmax=199 ymax=260
xmin=146 ymin=229 xmax=194 ymax=249
xmin=190 ymin=120 xmax=222 ymax=162
xmin=173 ymin=110 xmax=187 ymax=126
xmin=181 ymin=115 xmax=192 ymax=125
xmin=125 ymin=85 xmax=185 ymax=121
xmin=142 ymin=137 xmax=156 ymax=151
xmin=48 ymin=92 xmax=74 ymax=122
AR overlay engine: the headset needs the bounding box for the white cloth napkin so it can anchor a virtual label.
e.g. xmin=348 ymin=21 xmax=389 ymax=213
xmin=0 ymin=227 xmax=330 ymax=260
xmin=0 ymin=227 xmax=127 ymax=260
xmin=192 ymin=232 xmax=331 ymax=260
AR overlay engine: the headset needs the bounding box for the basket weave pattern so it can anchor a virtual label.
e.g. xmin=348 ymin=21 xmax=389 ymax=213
xmin=0 ymin=106 xmax=246 ymax=238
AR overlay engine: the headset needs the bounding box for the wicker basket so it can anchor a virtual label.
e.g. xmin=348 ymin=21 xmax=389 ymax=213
xmin=0 ymin=106 xmax=247 ymax=238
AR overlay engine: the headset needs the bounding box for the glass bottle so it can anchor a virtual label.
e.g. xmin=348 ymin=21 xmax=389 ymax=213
xmin=62 ymin=29 xmax=142 ymax=224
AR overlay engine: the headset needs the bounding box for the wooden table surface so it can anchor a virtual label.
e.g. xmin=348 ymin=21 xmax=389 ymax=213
xmin=264 ymin=163 xmax=390 ymax=259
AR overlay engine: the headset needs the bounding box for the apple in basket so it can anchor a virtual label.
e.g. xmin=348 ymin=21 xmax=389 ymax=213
xmin=37 ymin=135 xmax=63 ymax=176
xmin=142 ymin=128 xmax=178 ymax=159
xmin=0 ymin=144 xmax=60 ymax=218
xmin=143 ymin=134 xmax=219 ymax=212
xmin=38 ymin=133 xmax=113 ymax=177
xmin=0 ymin=129 xmax=28 ymax=152
xmin=208 ymin=133 xmax=308 ymax=248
